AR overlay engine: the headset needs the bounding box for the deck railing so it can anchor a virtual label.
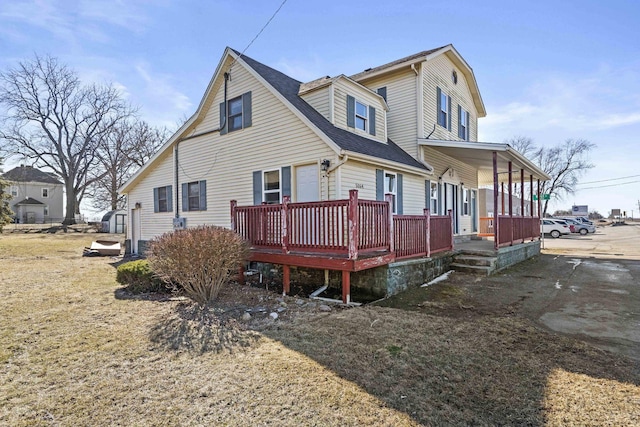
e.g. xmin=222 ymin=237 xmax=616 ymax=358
xmin=232 ymin=190 xmax=454 ymax=261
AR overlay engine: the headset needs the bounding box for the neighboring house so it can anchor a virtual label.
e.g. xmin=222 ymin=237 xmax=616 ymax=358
xmin=120 ymin=44 xmax=548 ymax=256
xmin=478 ymin=188 xmax=534 ymax=218
xmin=2 ymin=165 xmax=64 ymax=223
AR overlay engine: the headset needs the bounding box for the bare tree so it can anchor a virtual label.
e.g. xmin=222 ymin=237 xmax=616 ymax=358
xmin=0 ymin=54 xmax=133 ymax=224
xmin=506 ymin=136 xmax=595 ymax=216
xmin=89 ymin=120 xmax=168 ymax=211
xmin=0 ymin=158 xmax=14 ymax=230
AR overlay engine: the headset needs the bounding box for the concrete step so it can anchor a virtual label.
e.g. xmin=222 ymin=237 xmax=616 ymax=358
xmin=450 ymin=262 xmax=494 ymax=275
xmin=454 ymin=255 xmax=497 ymax=267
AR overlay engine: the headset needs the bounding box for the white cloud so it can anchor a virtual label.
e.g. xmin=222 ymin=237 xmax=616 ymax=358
xmin=481 ymin=67 xmax=640 ymax=141
xmin=77 ymin=0 xmax=149 ymax=33
xmin=275 ymin=55 xmax=328 ymax=82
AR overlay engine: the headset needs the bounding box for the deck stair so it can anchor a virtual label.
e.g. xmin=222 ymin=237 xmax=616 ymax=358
xmin=450 ymin=249 xmax=498 ymax=275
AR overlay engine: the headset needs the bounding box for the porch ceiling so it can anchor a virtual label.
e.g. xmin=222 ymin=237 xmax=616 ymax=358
xmin=418 ymin=139 xmax=551 ymax=186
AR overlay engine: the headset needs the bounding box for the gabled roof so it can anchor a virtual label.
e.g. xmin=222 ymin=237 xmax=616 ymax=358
xmin=15 ymin=197 xmax=45 ymax=206
xmin=350 ymin=44 xmax=486 ymax=118
xmin=2 ymin=166 xmax=62 ymax=184
xmin=235 ymin=50 xmax=428 ymax=171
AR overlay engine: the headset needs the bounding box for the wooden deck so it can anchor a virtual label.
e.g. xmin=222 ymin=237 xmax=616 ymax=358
xmin=231 ymin=190 xmax=454 ymax=303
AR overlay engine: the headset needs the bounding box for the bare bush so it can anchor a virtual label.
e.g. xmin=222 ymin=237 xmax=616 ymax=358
xmin=147 ymin=226 xmax=249 ymax=306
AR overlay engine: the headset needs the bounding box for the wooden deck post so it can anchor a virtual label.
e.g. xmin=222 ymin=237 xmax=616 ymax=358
xmin=493 ymin=151 xmax=499 ymax=250
xmin=508 ymin=161 xmax=513 ymax=246
xmin=282 ymin=264 xmax=290 ymax=296
xmin=530 ymin=175 xmax=534 ymax=240
xmin=282 ymin=195 xmax=290 ymax=254
xmin=537 ymin=179 xmax=541 ymax=219
xmin=448 ymin=209 xmax=454 ymax=250
xmin=385 ymin=193 xmax=395 ymax=253
xmin=342 ymin=270 xmax=350 ymax=304
xmin=238 ymin=264 xmax=245 ymax=285
xmin=424 ymin=208 xmax=431 ymax=257
xmin=520 ymin=168 xmax=525 ymax=243
xmin=230 ymin=200 xmax=238 ymax=232
xmin=348 ymin=189 xmax=359 ymax=260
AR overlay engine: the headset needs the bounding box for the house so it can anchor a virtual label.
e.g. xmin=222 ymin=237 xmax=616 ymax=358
xmin=119 ymin=45 xmax=549 ymax=302
xmin=2 ymin=165 xmax=64 ymax=224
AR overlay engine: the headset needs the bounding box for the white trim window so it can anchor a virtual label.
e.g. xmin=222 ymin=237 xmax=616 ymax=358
xmin=437 ymin=87 xmax=450 ymax=130
xmin=263 ymin=169 xmax=281 ymax=204
xmin=43 ymin=205 xmax=49 ymax=216
xmin=42 ymin=188 xmax=49 ymax=198
xmin=430 ymin=182 xmax=438 ymax=213
xmin=459 ymin=108 xmax=469 ymax=140
xmin=463 ymin=188 xmax=470 ymax=216
xmin=355 ymin=100 xmax=368 ymax=131
xmin=10 ymin=186 xmax=18 ymax=197
xmin=187 ymin=182 xmax=201 ymax=211
xmin=384 ymin=171 xmax=397 ymax=213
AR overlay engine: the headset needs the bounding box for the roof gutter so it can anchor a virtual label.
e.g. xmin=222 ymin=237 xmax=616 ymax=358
xmin=344 ymin=151 xmax=433 ymax=176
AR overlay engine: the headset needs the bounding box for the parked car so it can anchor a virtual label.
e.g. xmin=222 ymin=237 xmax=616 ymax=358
xmin=572 ymin=216 xmax=594 ymax=225
xmin=541 ymin=219 xmax=571 ymax=238
xmin=560 ymin=217 xmax=595 ymax=235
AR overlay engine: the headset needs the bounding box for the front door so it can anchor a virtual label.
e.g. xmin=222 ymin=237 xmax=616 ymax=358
xmin=296 ymin=164 xmax=319 ymax=202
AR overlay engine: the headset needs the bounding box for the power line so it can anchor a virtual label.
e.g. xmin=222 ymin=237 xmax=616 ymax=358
xmin=577 ymin=174 xmax=640 ymax=185
xmin=229 ymin=0 xmax=289 ymax=71
xmin=578 ymin=180 xmax=640 ymax=190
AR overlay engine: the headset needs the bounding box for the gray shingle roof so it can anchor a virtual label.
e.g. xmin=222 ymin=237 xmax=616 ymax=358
xmin=233 ymin=50 xmax=429 ymax=172
xmin=2 ymin=166 xmax=62 ymax=184
xmin=349 ymin=46 xmax=447 ymax=81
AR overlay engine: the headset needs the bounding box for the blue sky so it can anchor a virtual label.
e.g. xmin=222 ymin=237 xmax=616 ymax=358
xmin=1 ymin=0 xmax=639 ymax=217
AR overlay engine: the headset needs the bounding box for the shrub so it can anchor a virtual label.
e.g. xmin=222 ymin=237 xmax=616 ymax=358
xmin=116 ymin=260 xmax=165 ymax=294
xmin=147 ymin=226 xmax=249 ymax=306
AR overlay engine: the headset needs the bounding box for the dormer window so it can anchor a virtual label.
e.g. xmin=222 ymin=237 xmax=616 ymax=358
xmin=355 ymin=101 xmax=368 ymax=131
xmin=347 ymin=95 xmax=376 ymax=136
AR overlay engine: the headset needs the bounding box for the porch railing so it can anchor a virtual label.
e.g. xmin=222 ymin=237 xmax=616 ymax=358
xmin=496 ymin=216 xmax=540 ymax=247
xmin=232 ymin=190 xmax=454 ymax=261
xmin=392 ymin=210 xmax=453 ymax=259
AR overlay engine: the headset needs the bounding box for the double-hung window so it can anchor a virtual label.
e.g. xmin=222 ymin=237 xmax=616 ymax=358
xmin=430 ymin=182 xmax=438 ymax=213
xmin=43 ymin=205 xmax=49 ymax=216
xmin=220 ymin=92 xmax=252 ymax=134
xmin=10 ymin=186 xmax=18 ymax=197
xmin=188 ymin=182 xmax=201 ymax=211
xmin=153 ymin=185 xmax=173 ymax=213
xmin=458 ymin=106 xmax=470 ymax=140
xmin=437 ymin=87 xmax=451 ymax=130
xmin=355 ymin=100 xmax=368 ymax=131
xmin=346 ymin=95 xmax=376 ymax=136
xmin=42 ymin=188 xmax=49 ymax=198
xmin=263 ymin=170 xmax=281 ymax=204
xmin=181 ymin=181 xmax=206 ymax=211
xmin=384 ymin=172 xmax=397 ymax=213
xmin=463 ymin=188 xmax=470 ymax=216
xmin=227 ymin=96 xmax=243 ymax=132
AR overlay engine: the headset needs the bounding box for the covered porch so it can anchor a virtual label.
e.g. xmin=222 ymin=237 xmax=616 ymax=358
xmin=419 ymin=139 xmax=551 ymax=250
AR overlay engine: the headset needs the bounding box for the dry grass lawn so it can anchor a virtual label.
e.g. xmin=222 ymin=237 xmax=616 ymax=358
xmin=1 ymin=233 xmax=639 ymax=426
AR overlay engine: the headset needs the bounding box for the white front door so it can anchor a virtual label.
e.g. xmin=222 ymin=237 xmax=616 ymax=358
xmin=296 ymin=164 xmax=319 ymax=202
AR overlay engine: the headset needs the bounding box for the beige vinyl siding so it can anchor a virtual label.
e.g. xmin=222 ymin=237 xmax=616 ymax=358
xmin=423 ymin=54 xmax=478 ymax=142
xmin=300 ymin=87 xmax=331 ymax=122
xmin=332 ymin=79 xmax=386 ymax=143
xmin=126 ymin=149 xmax=175 ymax=241
xmin=358 ymin=68 xmax=419 ymax=158
xmin=338 ymin=160 xmax=425 ymax=215
xmin=126 ymin=58 xmax=337 ymax=243
xmin=401 ymin=174 xmax=426 ymax=215
xmin=339 ymin=160 xmax=377 ymax=200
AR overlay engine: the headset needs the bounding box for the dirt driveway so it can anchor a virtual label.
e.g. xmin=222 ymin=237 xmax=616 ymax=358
xmin=464 ymin=225 xmax=640 ymax=360
xmin=381 ymin=224 xmax=640 ymax=362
